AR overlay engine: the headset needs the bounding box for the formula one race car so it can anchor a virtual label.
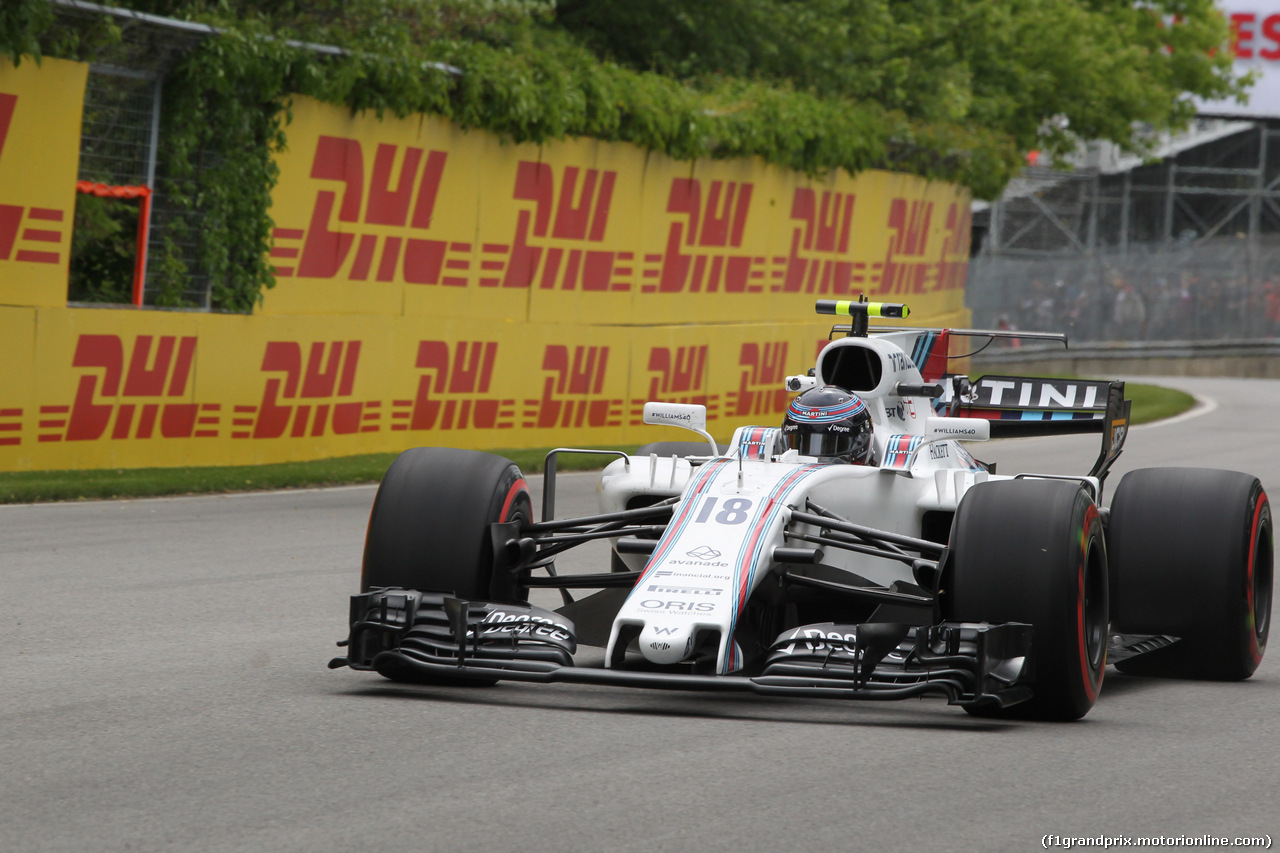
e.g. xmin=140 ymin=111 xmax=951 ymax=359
xmin=330 ymin=299 xmax=1273 ymax=720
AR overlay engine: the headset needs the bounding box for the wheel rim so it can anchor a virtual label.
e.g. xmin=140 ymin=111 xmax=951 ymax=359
xmin=1083 ymin=533 xmax=1106 ymax=669
xmin=1252 ymin=518 xmax=1273 ymax=645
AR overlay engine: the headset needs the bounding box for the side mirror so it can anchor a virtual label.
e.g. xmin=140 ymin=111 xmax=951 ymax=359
xmin=642 ymin=402 xmax=719 ymax=456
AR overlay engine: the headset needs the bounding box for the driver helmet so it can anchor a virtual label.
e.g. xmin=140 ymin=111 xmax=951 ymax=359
xmin=782 ymin=385 xmax=874 ymax=465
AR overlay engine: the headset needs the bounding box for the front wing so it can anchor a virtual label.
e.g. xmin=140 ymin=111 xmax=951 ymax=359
xmin=330 ymin=589 xmax=1036 ymax=711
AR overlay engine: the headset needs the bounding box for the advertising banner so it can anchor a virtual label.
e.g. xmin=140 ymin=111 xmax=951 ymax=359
xmin=0 ymin=66 xmax=973 ymax=472
xmin=265 ymin=96 xmax=971 ymax=327
xmin=0 ymin=57 xmax=87 ymax=309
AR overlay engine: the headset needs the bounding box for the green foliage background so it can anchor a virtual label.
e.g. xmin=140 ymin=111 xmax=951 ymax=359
xmin=0 ymin=0 xmax=1248 ymax=312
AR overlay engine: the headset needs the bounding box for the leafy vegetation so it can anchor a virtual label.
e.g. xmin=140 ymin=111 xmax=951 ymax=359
xmin=0 ymin=1 xmax=1248 ymax=310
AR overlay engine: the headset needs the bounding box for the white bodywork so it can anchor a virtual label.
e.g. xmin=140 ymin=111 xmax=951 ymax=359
xmin=597 ymin=329 xmax=1098 ymax=674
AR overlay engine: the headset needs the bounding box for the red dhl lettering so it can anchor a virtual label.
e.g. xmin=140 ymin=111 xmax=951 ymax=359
xmin=781 ymin=189 xmax=859 ymax=295
xmin=655 ymin=178 xmax=760 ymax=294
xmin=36 ymin=334 xmax=210 ymax=443
xmin=0 ymin=406 xmax=23 ymax=447
xmin=0 ymin=92 xmax=15 ymax=162
xmin=236 ymin=340 xmax=373 ymax=439
xmin=402 ymin=340 xmax=514 ymax=431
xmin=275 ymin=136 xmax=452 ymax=283
xmin=499 ymin=161 xmax=623 ymax=291
xmin=875 ymin=198 xmax=971 ymax=296
xmin=646 ymin=346 xmax=707 ymax=397
xmin=523 ymin=345 xmax=621 ymax=429
xmin=727 ymin=342 xmax=789 ymax=417
xmin=0 ymin=203 xmax=65 ymax=265
xmin=629 ymin=346 xmax=717 ymax=425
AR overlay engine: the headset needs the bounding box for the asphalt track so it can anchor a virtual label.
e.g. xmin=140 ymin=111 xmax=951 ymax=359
xmin=2 ymin=376 xmax=1277 ymax=853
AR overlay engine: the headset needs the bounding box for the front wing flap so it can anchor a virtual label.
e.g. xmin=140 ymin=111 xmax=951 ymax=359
xmin=332 ymin=590 xmax=1033 ymax=708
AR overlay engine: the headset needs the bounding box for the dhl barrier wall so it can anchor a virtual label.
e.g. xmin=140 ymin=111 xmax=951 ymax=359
xmin=0 ymin=57 xmax=972 ymax=472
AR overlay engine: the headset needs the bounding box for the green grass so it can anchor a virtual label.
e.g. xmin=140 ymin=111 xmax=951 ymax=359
xmin=0 ymin=381 xmax=1196 ymax=503
xmin=1125 ymin=382 xmax=1196 ymax=425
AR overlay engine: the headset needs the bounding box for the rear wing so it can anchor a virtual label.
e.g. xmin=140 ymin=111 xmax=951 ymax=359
xmin=948 ymin=375 xmax=1129 ymax=481
xmin=811 ymin=298 xmax=1130 ymax=481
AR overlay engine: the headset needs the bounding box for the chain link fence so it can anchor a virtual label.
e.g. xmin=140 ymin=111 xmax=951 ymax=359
xmin=60 ymin=1 xmax=218 ymax=308
xmin=967 ymin=122 xmax=1280 ymax=345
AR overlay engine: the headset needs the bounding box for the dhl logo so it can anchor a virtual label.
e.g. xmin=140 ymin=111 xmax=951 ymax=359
xmin=236 ymin=340 xmax=377 ymax=439
xmin=647 ymin=178 xmax=765 ymax=294
xmin=780 ymin=188 xmax=860 ymax=294
xmin=874 ymin=200 xmax=969 ymax=295
xmin=37 ymin=334 xmax=216 ymax=443
xmin=271 ymin=136 xmax=458 ymax=285
xmin=726 ymin=342 xmax=789 ymax=417
xmin=630 ymin=345 xmax=717 ymax=424
xmin=0 ymin=92 xmax=66 ymax=267
xmin=524 ymin=345 xmax=621 ymax=429
xmin=396 ymin=340 xmax=515 ymax=431
xmin=499 ymin=161 xmax=627 ymax=291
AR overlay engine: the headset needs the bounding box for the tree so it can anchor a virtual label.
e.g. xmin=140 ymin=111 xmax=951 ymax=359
xmin=552 ymin=0 xmax=1247 ymax=163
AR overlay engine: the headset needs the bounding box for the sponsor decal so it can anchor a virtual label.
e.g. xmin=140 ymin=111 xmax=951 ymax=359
xmin=777 ymin=626 xmax=860 ymax=656
xmin=638 ymin=600 xmax=716 ymax=613
xmin=652 ymin=569 xmax=732 ymax=579
xmin=647 ymin=584 xmax=723 ymax=596
xmin=929 ymin=442 xmax=950 ymax=460
xmin=967 ymin=377 xmax=1108 ymax=410
xmin=888 ymin=351 xmax=914 ymax=372
xmin=653 ymin=626 xmax=679 ymax=635
xmin=686 ymin=546 xmax=722 ymax=560
xmin=478 ymin=609 xmax=572 ymax=642
xmin=649 ymin=641 xmax=671 ymax=651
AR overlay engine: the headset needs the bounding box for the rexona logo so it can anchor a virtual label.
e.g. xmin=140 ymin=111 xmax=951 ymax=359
xmin=647 ymin=584 xmax=723 ymax=596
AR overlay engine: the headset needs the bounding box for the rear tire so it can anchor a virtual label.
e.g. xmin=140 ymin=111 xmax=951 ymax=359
xmin=947 ymin=479 xmax=1108 ymax=721
xmin=361 ymin=447 xmax=531 ymax=602
xmin=1109 ymin=467 xmax=1271 ymax=680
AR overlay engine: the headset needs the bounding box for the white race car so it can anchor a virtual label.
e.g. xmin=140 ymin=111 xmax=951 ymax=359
xmin=331 ymin=300 xmax=1273 ymax=720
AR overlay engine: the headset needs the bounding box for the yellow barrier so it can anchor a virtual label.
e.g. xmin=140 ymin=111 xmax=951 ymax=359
xmin=264 ymin=97 xmax=971 ymax=325
xmin=0 ymin=63 xmax=972 ymax=472
xmin=0 ymin=58 xmax=86 ymax=309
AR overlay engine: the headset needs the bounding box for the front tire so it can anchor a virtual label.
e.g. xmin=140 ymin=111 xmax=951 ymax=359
xmin=1108 ymin=467 xmax=1272 ymax=680
xmin=947 ymin=479 xmax=1108 ymax=721
xmin=361 ymin=447 xmax=531 ymax=602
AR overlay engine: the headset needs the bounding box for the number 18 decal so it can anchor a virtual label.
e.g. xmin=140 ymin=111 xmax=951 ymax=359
xmin=693 ymin=496 xmax=754 ymax=525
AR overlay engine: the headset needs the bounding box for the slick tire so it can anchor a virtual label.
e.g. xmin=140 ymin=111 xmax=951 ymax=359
xmin=1109 ymin=467 xmax=1272 ymax=680
xmin=947 ymin=479 xmax=1108 ymax=721
xmin=361 ymin=447 xmax=532 ymax=603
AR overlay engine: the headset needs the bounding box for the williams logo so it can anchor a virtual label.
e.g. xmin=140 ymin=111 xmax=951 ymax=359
xmin=686 ymin=546 xmax=722 ymax=560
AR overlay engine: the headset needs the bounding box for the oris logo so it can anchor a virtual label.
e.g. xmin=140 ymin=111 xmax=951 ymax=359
xmin=639 ymin=600 xmax=716 ymax=613
xmin=686 ymin=546 xmax=722 ymax=560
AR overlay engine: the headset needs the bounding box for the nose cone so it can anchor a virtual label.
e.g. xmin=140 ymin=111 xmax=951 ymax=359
xmin=639 ymin=623 xmax=693 ymax=665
